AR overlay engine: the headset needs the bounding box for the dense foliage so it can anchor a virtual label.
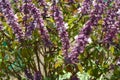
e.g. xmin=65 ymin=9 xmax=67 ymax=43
xmin=0 ymin=0 xmax=120 ymax=80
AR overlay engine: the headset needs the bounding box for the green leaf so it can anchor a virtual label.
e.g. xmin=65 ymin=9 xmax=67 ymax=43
xmin=54 ymin=60 xmax=63 ymax=69
xmin=77 ymin=63 xmax=83 ymax=73
xmin=59 ymin=71 xmax=72 ymax=80
xmin=77 ymin=72 xmax=90 ymax=80
xmin=68 ymin=17 xmax=77 ymax=25
xmin=109 ymin=46 xmax=114 ymax=54
xmin=2 ymin=41 xmax=7 ymax=46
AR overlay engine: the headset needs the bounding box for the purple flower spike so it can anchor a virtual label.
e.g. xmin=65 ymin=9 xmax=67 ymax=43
xmin=0 ymin=0 xmax=23 ymax=41
xmin=68 ymin=0 xmax=106 ymax=63
xmin=103 ymin=1 xmax=120 ymax=44
xmin=68 ymin=20 xmax=92 ymax=63
xmin=21 ymin=3 xmax=52 ymax=46
xmin=52 ymin=2 xmax=70 ymax=57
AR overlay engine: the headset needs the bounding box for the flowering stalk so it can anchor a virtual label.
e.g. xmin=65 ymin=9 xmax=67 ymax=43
xmin=21 ymin=0 xmax=35 ymax=38
xmin=68 ymin=0 xmax=106 ymax=63
xmin=103 ymin=10 xmax=118 ymax=43
xmin=103 ymin=0 xmax=120 ymax=44
xmin=67 ymin=20 xmax=92 ymax=63
xmin=22 ymin=3 xmax=52 ymax=46
xmin=52 ymin=1 xmax=70 ymax=57
xmin=0 ymin=0 xmax=23 ymax=41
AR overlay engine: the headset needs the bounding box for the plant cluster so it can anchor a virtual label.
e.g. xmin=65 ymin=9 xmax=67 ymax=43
xmin=0 ymin=0 xmax=120 ymax=80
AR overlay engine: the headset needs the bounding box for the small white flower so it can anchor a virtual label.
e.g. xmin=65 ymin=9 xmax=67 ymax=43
xmin=56 ymin=0 xmax=59 ymax=3
xmin=77 ymin=7 xmax=81 ymax=13
xmin=117 ymin=61 xmax=120 ymax=65
xmin=47 ymin=2 xmax=52 ymax=6
xmin=117 ymin=9 xmax=120 ymax=15
xmin=15 ymin=14 xmax=18 ymax=19
xmin=92 ymin=0 xmax=96 ymax=6
xmin=88 ymin=37 xmax=92 ymax=43
xmin=74 ymin=35 xmax=78 ymax=40
xmin=64 ymin=23 xmax=69 ymax=29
